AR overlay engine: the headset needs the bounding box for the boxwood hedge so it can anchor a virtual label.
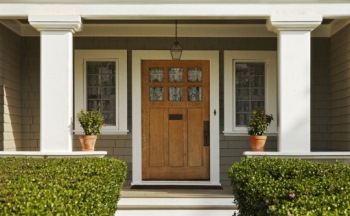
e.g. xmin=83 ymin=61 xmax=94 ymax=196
xmin=228 ymin=157 xmax=350 ymax=216
xmin=0 ymin=157 xmax=127 ymax=215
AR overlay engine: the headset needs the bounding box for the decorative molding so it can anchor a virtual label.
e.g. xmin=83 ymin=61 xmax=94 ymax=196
xmin=28 ymin=15 xmax=82 ymax=32
xmin=267 ymin=15 xmax=322 ymax=32
xmin=268 ymin=21 xmax=322 ymax=32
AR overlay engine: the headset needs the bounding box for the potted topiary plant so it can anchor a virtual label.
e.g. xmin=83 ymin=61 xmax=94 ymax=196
xmin=77 ymin=110 xmax=104 ymax=151
xmin=247 ymin=108 xmax=273 ymax=151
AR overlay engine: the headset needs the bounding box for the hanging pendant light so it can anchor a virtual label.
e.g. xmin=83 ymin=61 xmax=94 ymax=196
xmin=170 ymin=20 xmax=183 ymax=60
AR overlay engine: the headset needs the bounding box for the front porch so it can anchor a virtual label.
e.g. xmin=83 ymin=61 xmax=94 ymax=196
xmin=1 ymin=1 xmax=350 ymax=190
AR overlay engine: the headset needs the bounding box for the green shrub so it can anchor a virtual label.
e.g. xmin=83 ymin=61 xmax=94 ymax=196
xmin=0 ymin=157 xmax=127 ymax=215
xmin=228 ymin=157 xmax=350 ymax=216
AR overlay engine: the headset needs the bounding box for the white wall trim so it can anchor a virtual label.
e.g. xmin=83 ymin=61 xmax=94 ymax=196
xmin=1 ymin=3 xmax=350 ymax=18
xmin=1 ymin=20 xmax=337 ymax=38
xmin=131 ymin=50 xmax=220 ymax=186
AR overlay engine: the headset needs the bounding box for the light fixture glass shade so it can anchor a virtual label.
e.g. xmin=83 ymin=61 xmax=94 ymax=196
xmin=170 ymin=41 xmax=183 ymax=60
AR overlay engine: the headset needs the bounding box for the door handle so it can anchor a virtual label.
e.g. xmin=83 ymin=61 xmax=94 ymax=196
xmin=203 ymin=121 xmax=210 ymax=146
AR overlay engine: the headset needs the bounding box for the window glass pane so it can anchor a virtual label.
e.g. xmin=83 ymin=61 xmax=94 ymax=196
xmin=103 ymin=112 xmax=115 ymax=125
xmin=101 ymin=87 xmax=115 ymax=99
xmin=235 ymin=62 xmax=265 ymax=126
xmin=169 ymin=68 xmax=183 ymax=82
xmin=150 ymin=87 xmax=163 ymax=101
xmin=188 ymin=87 xmax=202 ymax=101
xmin=169 ymin=87 xmax=183 ymax=101
xmin=87 ymin=75 xmax=99 ymax=86
xmin=188 ymin=67 xmax=202 ymax=82
xmin=87 ymin=87 xmax=99 ymax=99
xmin=86 ymin=61 xmax=116 ymax=126
xmin=87 ymin=100 xmax=100 ymax=111
xmin=150 ymin=68 xmax=164 ymax=82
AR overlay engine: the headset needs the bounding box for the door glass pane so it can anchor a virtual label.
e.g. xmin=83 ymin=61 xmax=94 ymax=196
xmin=86 ymin=61 xmax=116 ymax=126
xmin=235 ymin=62 xmax=265 ymax=126
xmin=188 ymin=87 xmax=202 ymax=101
xmin=169 ymin=87 xmax=183 ymax=101
xmin=150 ymin=87 xmax=163 ymax=101
xmin=150 ymin=68 xmax=164 ymax=82
xmin=188 ymin=68 xmax=202 ymax=82
xmin=169 ymin=68 xmax=183 ymax=82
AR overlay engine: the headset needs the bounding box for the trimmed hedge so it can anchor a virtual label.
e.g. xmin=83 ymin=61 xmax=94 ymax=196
xmin=228 ymin=157 xmax=350 ymax=216
xmin=0 ymin=157 xmax=127 ymax=215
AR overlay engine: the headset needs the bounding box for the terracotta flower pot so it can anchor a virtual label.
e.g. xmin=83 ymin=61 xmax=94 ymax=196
xmin=79 ymin=135 xmax=97 ymax=151
xmin=249 ymin=135 xmax=267 ymax=152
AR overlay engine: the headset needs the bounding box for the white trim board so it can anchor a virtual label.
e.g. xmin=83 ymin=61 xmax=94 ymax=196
xmin=0 ymin=21 xmax=337 ymax=38
xmin=0 ymin=151 xmax=107 ymax=158
xmin=131 ymin=50 xmax=220 ymax=186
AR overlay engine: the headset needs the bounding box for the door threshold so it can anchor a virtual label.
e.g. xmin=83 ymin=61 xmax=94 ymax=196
xmin=130 ymin=181 xmax=222 ymax=189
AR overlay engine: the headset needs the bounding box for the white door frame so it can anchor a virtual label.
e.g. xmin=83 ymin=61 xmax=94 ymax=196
xmin=131 ymin=50 xmax=220 ymax=186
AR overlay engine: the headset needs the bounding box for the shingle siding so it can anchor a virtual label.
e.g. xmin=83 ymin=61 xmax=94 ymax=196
xmin=330 ymin=24 xmax=350 ymax=151
xmin=311 ymin=38 xmax=331 ymax=151
xmin=0 ymin=24 xmax=22 ymax=150
xmin=21 ymin=37 xmax=40 ymax=151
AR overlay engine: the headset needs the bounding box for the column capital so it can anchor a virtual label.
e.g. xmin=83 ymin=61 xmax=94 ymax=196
xmin=267 ymin=15 xmax=322 ymax=33
xmin=29 ymin=15 xmax=82 ymax=33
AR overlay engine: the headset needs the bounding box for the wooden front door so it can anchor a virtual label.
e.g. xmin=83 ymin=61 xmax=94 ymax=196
xmin=142 ymin=60 xmax=210 ymax=180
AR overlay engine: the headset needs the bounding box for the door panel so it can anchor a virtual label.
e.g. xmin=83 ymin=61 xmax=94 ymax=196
xmin=142 ymin=60 xmax=210 ymax=180
xmin=188 ymin=108 xmax=203 ymax=167
xmin=149 ymin=108 xmax=165 ymax=167
xmin=168 ymin=109 xmax=186 ymax=167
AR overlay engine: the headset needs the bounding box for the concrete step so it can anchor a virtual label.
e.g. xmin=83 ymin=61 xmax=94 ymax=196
xmin=116 ymin=197 xmax=238 ymax=216
xmin=116 ymin=209 xmax=238 ymax=216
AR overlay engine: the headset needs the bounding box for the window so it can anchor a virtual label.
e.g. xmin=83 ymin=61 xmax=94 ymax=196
xmin=223 ymin=51 xmax=277 ymax=135
xmin=74 ymin=50 xmax=128 ymax=135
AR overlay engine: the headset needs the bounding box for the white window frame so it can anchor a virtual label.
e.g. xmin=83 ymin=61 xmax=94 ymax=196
xmin=223 ymin=51 xmax=277 ymax=136
xmin=74 ymin=50 xmax=128 ymax=135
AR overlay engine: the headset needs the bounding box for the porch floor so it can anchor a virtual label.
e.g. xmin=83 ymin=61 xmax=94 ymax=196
xmin=120 ymin=186 xmax=233 ymax=198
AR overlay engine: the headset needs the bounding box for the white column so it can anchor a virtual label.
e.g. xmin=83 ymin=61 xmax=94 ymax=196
xmin=267 ymin=16 xmax=321 ymax=153
xmin=29 ymin=15 xmax=82 ymax=152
